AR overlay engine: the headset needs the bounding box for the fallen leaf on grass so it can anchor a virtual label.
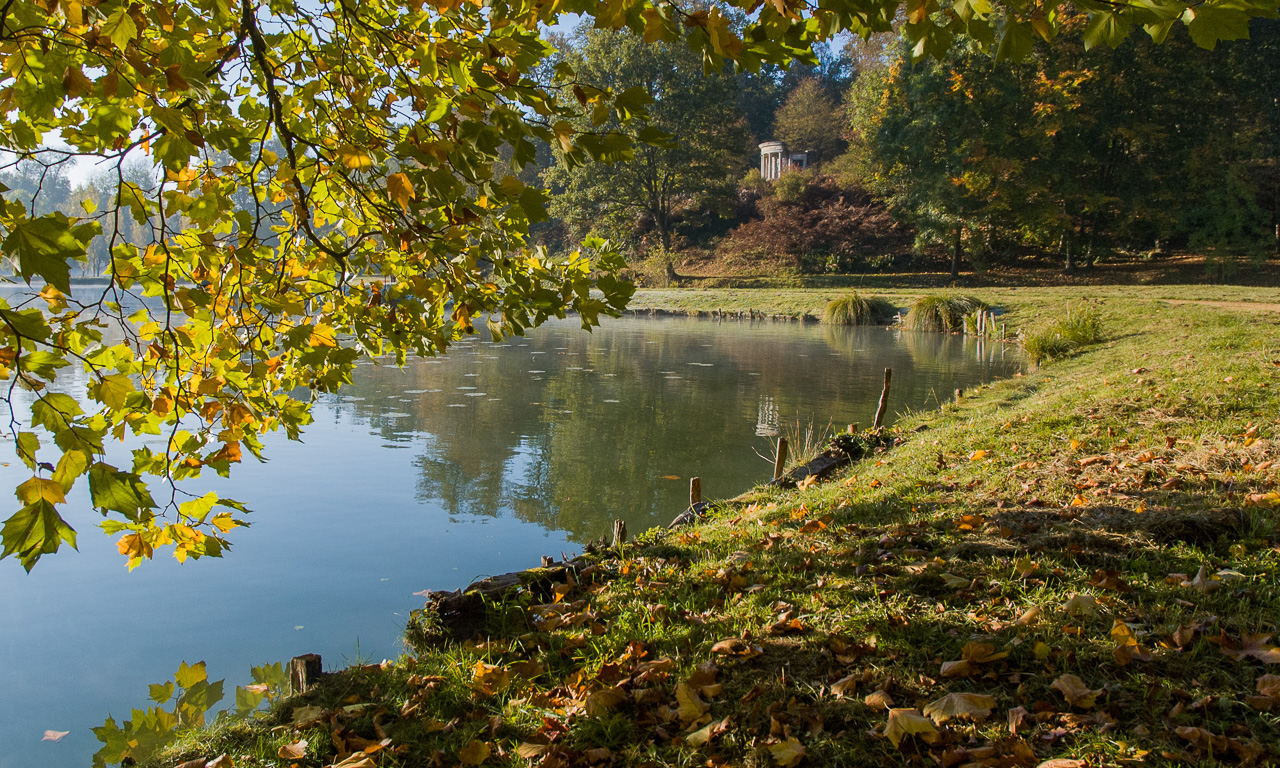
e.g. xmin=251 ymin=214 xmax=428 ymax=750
xmin=278 ymin=740 xmax=308 ymax=760
xmin=884 ymin=708 xmax=939 ymax=747
xmin=326 ymin=755 xmax=375 ymax=768
xmin=686 ymin=717 xmax=730 ymax=746
xmin=768 ymin=737 xmax=805 ymax=767
xmin=675 ymin=682 xmax=710 ymax=726
xmin=1016 ymin=606 xmax=1042 ymax=626
xmin=1181 ymin=565 xmax=1221 ymax=592
xmin=1051 ymin=674 xmax=1100 ymax=709
xmin=864 ymin=689 xmax=894 ymax=709
xmin=1008 ymin=706 xmax=1033 ymax=734
xmin=710 ymin=638 xmax=762 ymax=658
xmin=291 ymin=705 xmax=326 ymax=726
xmin=940 ymin=660 xmax=973 ymax=678
xmin=458 ymin=740 xmax=491 ymax=766
xmin=470 ymin=662 xmax=511 ymax=696
xmin=516 ymin=743 xmax=550 ymax=759
xmin=1035 ymin=760 xmax=1085 ymax=768
xmin=830 ymin=674 xmax=860 ymax=698
xmin=1213 ymin=632 xmax=1280 ymax=663
xmin=584 ymin=687 xmax=628 ymax=717
xmin=1247 ymin=674 xmax=1280 ymax=710
xmin=922 ymin=692 xmax=996 ymax=724
xmin=1087 ymin=569 xmax=1132 ymax=592
xmin=1062 ymin=594 xmax=1100 ymax=618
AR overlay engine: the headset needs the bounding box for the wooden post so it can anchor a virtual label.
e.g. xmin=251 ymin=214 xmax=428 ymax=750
xmin=689 ymin=477 xmax=702 ymax=506
xmin=289 ymin=654 xmax=322 ymax=695
xmin=847 ymin=423 xmax=858 ymax=434
xmin=955 ymin=387 xmax=963 ymax=402
xmin=873 ymin=368 xmax=892 ymax=431
xmin=612 ymin=519 xmax=628 ymax=546
xmin=1001 ymin=322 xmax=1006 ymax=341
xmin=773 ymin=438 xmax=789 ymax=481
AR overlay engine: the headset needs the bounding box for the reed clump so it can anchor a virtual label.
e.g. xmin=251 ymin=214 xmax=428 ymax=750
xmin=822 ymin=292 xmax=896 ymax=325
xmin=904 ymin=294 xmax=989 ymax=332
xmin=1022 ymin=304 xmax=1105 ymax=363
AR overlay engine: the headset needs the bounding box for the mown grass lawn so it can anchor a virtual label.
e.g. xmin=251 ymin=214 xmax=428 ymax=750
xmin=135 ymin=288 xmax=1280 ymax=768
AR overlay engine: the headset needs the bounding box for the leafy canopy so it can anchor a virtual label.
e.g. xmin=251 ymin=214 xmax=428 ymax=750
xmin=0 ymin=0 xmax=1275 ymax=569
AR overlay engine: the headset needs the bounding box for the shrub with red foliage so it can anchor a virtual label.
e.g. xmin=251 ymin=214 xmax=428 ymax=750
xmin=716 ymin=175 xmax=911 ymax=273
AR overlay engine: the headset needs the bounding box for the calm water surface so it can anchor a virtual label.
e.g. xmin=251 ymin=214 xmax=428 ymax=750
xmin=0 ymin=316 xmax=1019 ymax=767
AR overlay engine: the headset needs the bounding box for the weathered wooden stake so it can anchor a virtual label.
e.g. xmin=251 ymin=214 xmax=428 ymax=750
xmin=612 ymin=519 xmax=628 ymax=546
xmin=847 ymin=423 xmax=858 ymax=434
xmin=689 ymin=477 xmax=702 ymax=506
xmin=773 ymin=438 xmax=789 ymax=481
xmin=873 ymin=368 xmax=893 ymax=431
xmin=289 ymin=654 xmax=322 ymax=695
xmin=1001 ymin=322 xmax=1007 ymax=341
xmin=955 ymin=387 xmax=964 ymax=402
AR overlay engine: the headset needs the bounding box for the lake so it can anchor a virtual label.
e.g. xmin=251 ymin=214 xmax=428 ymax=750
xmin=0 ymin=316 xmax=1020 ymax=767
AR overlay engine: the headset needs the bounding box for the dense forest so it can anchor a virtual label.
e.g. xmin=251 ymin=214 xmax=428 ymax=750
xmin=4 ymin=17 xmax=1277 ymax=282
xmin=539 ymin=15 xmax=1280 ymax=280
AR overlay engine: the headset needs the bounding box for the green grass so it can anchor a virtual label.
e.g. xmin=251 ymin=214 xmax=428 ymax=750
xmin=903 ymin=293 xmax=989 ymax=332
xmin=821 ymin=292 xmax=897 ymax=325
xmin=122 ymin=287 xmax=1280 ymax=768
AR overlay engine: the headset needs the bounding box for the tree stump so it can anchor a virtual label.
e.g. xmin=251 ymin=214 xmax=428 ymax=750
xmin=289 ymin=654 xmax=322 ymax=694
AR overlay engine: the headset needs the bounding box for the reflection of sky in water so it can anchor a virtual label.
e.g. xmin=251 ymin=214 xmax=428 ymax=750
xmin=0 ymin=316 xmax=1019 ymax=768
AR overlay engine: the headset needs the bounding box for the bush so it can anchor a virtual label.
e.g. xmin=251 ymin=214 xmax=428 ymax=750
xmin=714 ymin=176 xmax=910 ymax=274
xmin=773 ymin=168 xmax=812 ymax=204
xmin=823 ymin=292 xmax=896 ymax=325
xmin=904 ymin=294 xmax=988 ymax=333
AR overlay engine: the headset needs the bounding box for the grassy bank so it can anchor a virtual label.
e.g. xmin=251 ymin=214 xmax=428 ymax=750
xmin=132 ymin=289 xmax=1280 ymax=768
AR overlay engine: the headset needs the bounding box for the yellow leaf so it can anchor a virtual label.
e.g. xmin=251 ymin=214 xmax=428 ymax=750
xmin=922 ymin=692 xmax=996 ymax=724
xmin=387 ymin=173 xmax=415 ymax=211
xmin=458 ymin=739 xmax=491 ymax=766
xmin=675 ymin=681 xmax=710 ymax=725
xmin=16 ymin=476 xmax=66 ymax=505
xmin=308 ymin=324 xmax=338 ymax=347
xmin=337 ymin=145 xmax=374 ymax=170
xmin=1110 ymin=619 xmax=1139 ymax=647
xmin=883 ymin=708 xmax=939 ymax=748
xmin=968 ymin=449 xmax=987 ymax=461
xmin=470 ymin=662 xmax=510 ymax=696
xmin=768 ymin=737 xmax=805 ymax=767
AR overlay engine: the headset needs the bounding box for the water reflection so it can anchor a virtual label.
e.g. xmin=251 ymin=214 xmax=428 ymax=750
xmin=328 ymin=318 xmax=1021 ymax=540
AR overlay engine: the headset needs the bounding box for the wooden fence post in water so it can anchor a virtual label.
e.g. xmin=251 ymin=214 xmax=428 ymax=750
xmin=689 ymin=477 xmax=702 ymax=507
xmin=773 ymin=438 xmax=788 ymax=481
xmin=612 ymin=519 xmax=628 ymax=547
xmin=873 ymin=368 xmax=893 ymax=431
xmin=289 ymin=654 xmax=322 ymax=695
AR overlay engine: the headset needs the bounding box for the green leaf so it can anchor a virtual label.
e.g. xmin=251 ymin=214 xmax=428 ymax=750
xmin=995 ymin=18 xmax=1036 ymax=60
xmin=31 ymin=394 xmax=83 ymax=432
xmin=103 ymin=8 xmax=139 ymax=50
xmin=88 ymin=463 xmax=156 ymax=518
xmin=2 ymin=214 xmax=91 ymax=294
xmin=94 ymin=374 xmax=135 ymax=410
xmin=1082 ymin=11 xmax=1132 ymax=49
xmin=174 ymin=661 xmax=208 ymax=689
xmin=1184 ymin=2 xmax=1251 ymax=49
xmin=52 ymin=449 xmax=92 ymax=491
xmin=16 ymin=432 xmax=39 ymax=470
xmin=179 ymin=492 xmax=219 ymax=523
xmin=0 ymin=308 xmax=51 ymax=342
xmin=149 ymin=681 xmax=175 ymax=703
xmin=1 ymin=499 xmax=77 ymax=571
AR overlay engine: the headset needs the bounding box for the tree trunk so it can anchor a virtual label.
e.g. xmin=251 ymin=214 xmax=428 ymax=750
xmin=1064 ymin=235 xmax=1074 ymax=273
xmin=951 ymin=226 xmax=961 ymax=278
